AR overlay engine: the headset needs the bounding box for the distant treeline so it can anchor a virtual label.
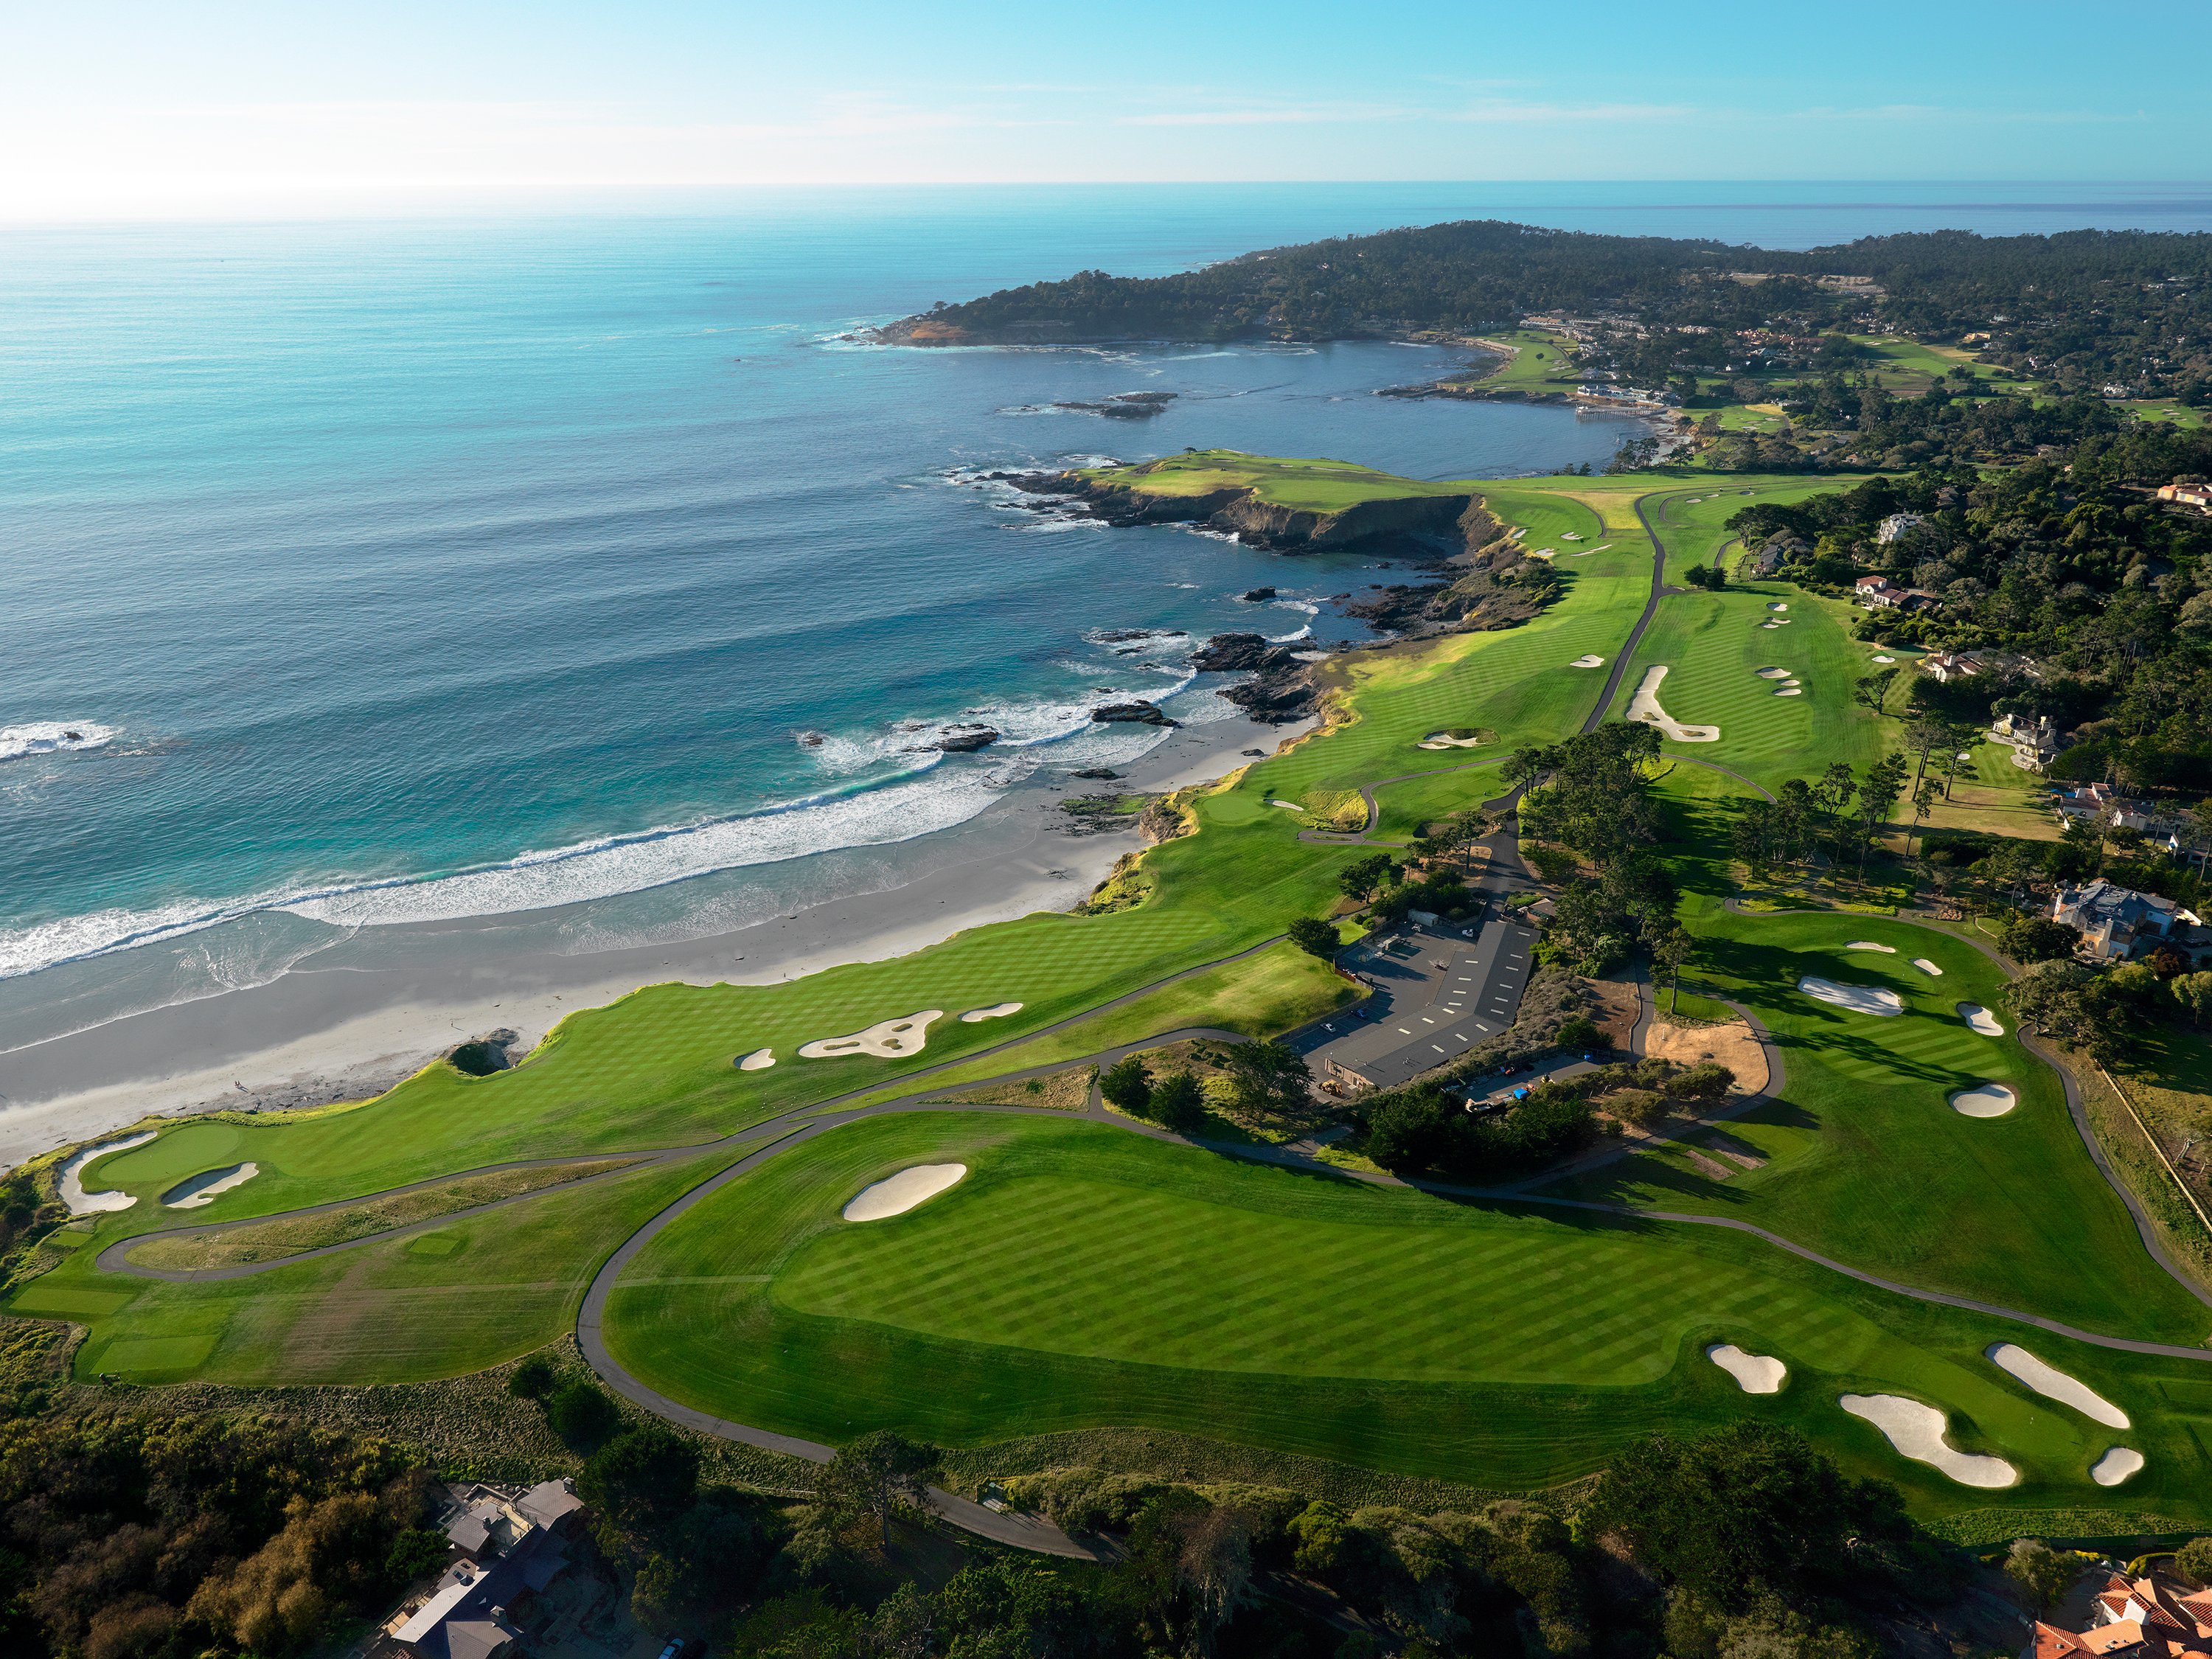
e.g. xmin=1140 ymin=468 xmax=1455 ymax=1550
xmin=897 ymin=220 xmax=2212 ymax=397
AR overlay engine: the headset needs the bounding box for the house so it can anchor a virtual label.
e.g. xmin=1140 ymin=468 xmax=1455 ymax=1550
xmin=1876 ymin=512 xmax=1925 ymax=543
xmin=2158 ymin=480 xmax=2212 ymax=512
xmin=1856 ymin=575 xmax=1903 ymax=607
xmin=2052 ymin=879 xmax=2181 ymax=961
xmin=389 ymin=1480 xmax=588 ymax=1659
xmin=2025 ymin=1567 xmax=2212 ymax=1657
xmin=1923 ymin=650 xmax=1984 ymax=683
xmin=1990 ymin=711 xmax=2063 ymax=771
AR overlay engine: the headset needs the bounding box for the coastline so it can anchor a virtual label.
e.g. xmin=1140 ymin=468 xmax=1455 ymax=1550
xmin=0 ymin=714 xmax=1308 ymax=1169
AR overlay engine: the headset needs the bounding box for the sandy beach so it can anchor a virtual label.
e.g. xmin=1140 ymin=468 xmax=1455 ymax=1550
xmin=0 ymin=715 xmax=1309 ymax=1169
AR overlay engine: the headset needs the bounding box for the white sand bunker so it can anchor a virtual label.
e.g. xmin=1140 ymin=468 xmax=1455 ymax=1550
xmin=1910 ymin=959 xmax=1943 ymax=976
xmin=58 ymin=1130 xmax=157 ymax=1215
xmin=164 ymin=1163 xmax=259 ymax=1208
xmin=1845 ymin=940 xmax=1897 ymax=953
xmin=1708 ymin=1343 xmax=1787 ymax=1393
xmin=2092 ymin=1447 xmax=2145 ymax=1486
xmin=1774 ymin=687 xmax=1802 ymax=696
xmin=1418 ymin=731 xmax=1486 ymax=749
xmin=1798 ymin=977 xmax=1904 ymax=1017
xmin=1958 ymin=1003 xmax=2004 ymax=1036
xmin=737 ymin=1047 xmax=776 ymax=1071
xmin=844 ymin=1163 xmax=967 ymax=1222
xmin=1627 ymin=666 xmax=1720 ymax=742
xmin=1950 ymin=1083 xmax=2017 ymax=1119
xmin=1986 ymin=1343 xmax=2129 ymax=1427
xmin=961 ymin=1002 xmax=1023 ymax=1022
xmin=1768 ymin=602 xmax=1789 ymax=611
xmin=1756 ymin=667 xmax=1792 ymax=680
xmin=799 ymin=1010 xmax=942 ymax=1060
xmin=1568 ymin=654 xmax=1605 ymax=669
xmin=1270 ymin=799 xmax=1304 ymax=810
xmin=1872 ymin=654 xmax=1896 ymax=663
xmin=1840 ymin=1394 xmax=2018 ymax=1487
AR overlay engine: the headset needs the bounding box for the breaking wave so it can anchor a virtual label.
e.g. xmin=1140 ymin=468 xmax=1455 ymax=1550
xmin=1 ymin=723 xmax=117 ymax=762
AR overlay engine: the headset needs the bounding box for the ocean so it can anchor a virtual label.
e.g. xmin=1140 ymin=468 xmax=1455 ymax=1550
xmin=6 ymin=182 xmax=2210 ymax=1053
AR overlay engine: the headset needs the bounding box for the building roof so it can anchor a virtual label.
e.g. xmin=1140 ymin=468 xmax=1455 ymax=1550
xmin=443 ymin=1621 xmax=515 ymax=1659
xmin=2059 ymin=879 xmax=2178 ymax=930
xmin=515 ymin=1478 xmax=585 ymax=1531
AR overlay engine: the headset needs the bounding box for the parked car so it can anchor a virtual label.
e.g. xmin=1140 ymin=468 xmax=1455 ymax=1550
xmin=657 ymin=1640 xmax=686 ymax=1659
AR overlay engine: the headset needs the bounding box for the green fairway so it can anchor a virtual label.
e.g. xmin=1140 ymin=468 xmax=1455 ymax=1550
xmin=1076 ymin=449 xmax=1470 ymax=512
xmin=603 ymin=1110 xmax=2212 ymax=1532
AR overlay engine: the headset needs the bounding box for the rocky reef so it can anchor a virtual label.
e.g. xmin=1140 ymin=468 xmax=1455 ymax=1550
xmin=1089 ymin=700 xmax=1178 ymax=727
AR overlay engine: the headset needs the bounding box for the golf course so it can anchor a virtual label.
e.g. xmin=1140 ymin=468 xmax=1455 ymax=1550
xmin=18 ymin=454 xmax=2212 ymax=1544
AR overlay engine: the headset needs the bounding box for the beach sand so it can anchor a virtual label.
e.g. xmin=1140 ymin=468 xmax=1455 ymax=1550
xmin=0 ymin=715 xmax=1307 ymax=1169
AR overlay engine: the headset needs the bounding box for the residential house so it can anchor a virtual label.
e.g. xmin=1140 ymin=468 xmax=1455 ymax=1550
xmin=1857 ymin=576 xmax=1939 ymax=611
xmin=2025 ymin=1567 xmax=2212 ymax=1657
xmin=2158 ymin=479 xmax=2212 ymax=512
xmin=387 ymin=1479 xmax=588 ymax=1659
xmin=1923 ymin=650 xmax=1984 ymax=683
xmin=2052 ymin=879 xmax=2182 ymax=961
xmin=1876 ymin=512 xmax=1925 ymax=543
xmin=1989 ymin=711 xmax=2063 ymax=771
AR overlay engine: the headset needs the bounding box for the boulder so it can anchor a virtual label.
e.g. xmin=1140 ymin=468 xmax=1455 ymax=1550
xmin=1089 ymin=701 xmax=1179 ymax=727
xmin=933 ymin=728 xmax=1000 ymax=753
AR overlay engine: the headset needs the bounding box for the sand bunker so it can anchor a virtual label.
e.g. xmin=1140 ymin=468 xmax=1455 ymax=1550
xmin=799 ymin=1011 xmax=942 ymax=1060
xmin=1950 ymin=1083 xmax=2017 ymax=1119
xmin=1839 ymin=1394 xmax=2018 ymax=1487
xmin=1958 ymin=1003 xmax=2005 ymax=1036
xmin=1270 ymin=799 xmax=1304 ymax=810
xmin=1774 ymin=687 xmax=1802 ymax=696
xmin=1708 ymin=1343 xmax=1787 ymax=1393
xmin=58 ymin=1131 xmax=157 ymax=1215
xmin=1756 ymin=667 xmax=1792 ymax=680
xmin=1568 ymin=654 xmax=1605 ymax=669
xmin=1845 ymin=940 xmax=1897 ymax=953
xmin=164 ymin=1163 xmax=259 ymax=1208
xmin=1419 ymin=732 xmax=1486 ymax=749
xmin=2092 ymin=1447 xmax=2145 ymax=1486
xmin=844 ymin=1163 xmax=967 ymax=1222
xmin=1560 ymin=532 xmax=1582 ymax=540
xmin=1986 ymin=1343 xmax=2129 ymax=1427
xmin=1871 ymin=654 xmax=1896 ymax=663
xmin=1910 ymin=959 xmax=1943 ymax=976
xmin=1798 ymin=977 xmax=1904 ymax=1017
xmin=1627 ymin=666 xmax=1720 ymax=742
xmin=737 ymin=1048 xmax=776 ymax=1071
xmin=961 ymin=1002 xmax=1023 ymax=1022
xmin=1768 ymin=602 xmax=1789 ymax=611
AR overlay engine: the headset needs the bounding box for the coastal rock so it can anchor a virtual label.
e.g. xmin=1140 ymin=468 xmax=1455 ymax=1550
xmin=1189 ymin=632 xmax=1325 ymax=724
xmin=1239 ymin=587 xmax=1277 ymax=601
xmin=933 ymin=727 xmax=1001 ymax=753
xmin=1051 ymin=391 xmax=1177 ymax=419
xmin=1089 ymin=700 xmax=1178 ymax=727
xmin=1190 ymin=631 xmax=1302 ymax=674
xmin=1072 ymin=767 xmax=1120 ymax=779
xmin=445 ymin=1028 xmax=518 ymax=1077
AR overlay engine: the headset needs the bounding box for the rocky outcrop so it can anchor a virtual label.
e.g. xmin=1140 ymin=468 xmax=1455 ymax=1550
xmin=1189 ymin=632 xmax=1322 ymax=724
xmin=1052 ymin=392 xmax=1176 ymax=419
xmin=1189 ymin=632 xmax=1300 ymax=673
xmin=1090 ymin=700 xmax=1178 ymax=727
xmin=1001 ymin=466 xmax=1480 ymax=557
xmin=933 ymin=727 xmax=1000 ymax=753
xmin=445 ymin=1029 xmax=518 ymax=1077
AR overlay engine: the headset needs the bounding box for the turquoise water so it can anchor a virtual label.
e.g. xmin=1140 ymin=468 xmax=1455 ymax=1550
xmin=4 ymin=184 xmax=2208 ymax=1023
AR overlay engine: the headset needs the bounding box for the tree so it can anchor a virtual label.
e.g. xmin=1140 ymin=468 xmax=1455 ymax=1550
xmin=1339 ymin=852 xmax=1396 ymax=905
xmin=2174 ymin=1534 xmax=2212 ymax=1586
xmin=1650 ymin=922 xmax=1694 ymax=1013
xmin=1286 ymin=917 xmax=1340 ymax=959
xmin=1852 ymin=753 xmax=1909 ymax=880
xmin=1098 ymin=1055 xmax=1152 ymax=1114
xmin=1664 ymin=1062 xmax=1735 ymax=1102
xmin=1851 ymin=667 xmax=1899 ymax=716
xmin=544 ymin=1382 xmax=621 ymax=1452
xmin=1905 ymin=774 xmax=1942 ymax=857
xmin=1217 ymin=1040 xmax=1312 ymax=1119
xmin=1148 ymin=1071 xmax=1206 ymax=1132
xmin=819 ymin=1431 xmax=942 ymax=1548
xmin=581 ymin=1425 xmax=700 ymax=1532
xmin=2172 ymin=972 xmax=2212 ymax=1029
xmin=2005 ymin=1538 xmax=2079 ymax=1612
xmin=2006 ymin=959 xmax=2141 ymax=1063
xmin=1998 ymin=911 xmax=2080 ymax=963
xmin=507 ymin=1354 xmax=556 ymax=1400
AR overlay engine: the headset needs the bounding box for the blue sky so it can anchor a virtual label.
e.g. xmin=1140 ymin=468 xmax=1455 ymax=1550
xmin=4 ymin=0 xmax=2202 ymax=216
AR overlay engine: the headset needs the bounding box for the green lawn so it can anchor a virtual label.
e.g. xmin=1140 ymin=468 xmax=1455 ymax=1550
xmin=1075 ymin=449 xmax=1471 ymax=512
xmin=604 ymin=1110 xmax=2212 ymax=1533
xmin=1462 ymin=330 xmax=1582 ymax=394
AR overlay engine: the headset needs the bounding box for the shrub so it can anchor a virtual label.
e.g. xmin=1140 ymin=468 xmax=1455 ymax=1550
xmin=1286 ymin=917 xmax=1341 ymax=959
xmin=507 ymin=1354 xmax=556 ymax=1400
xmin=1098 ymin=1056 xmax=1152 ymax=1113
xmin=544 ymin=1382 xmax=621 ymax=1452
xmin=2174 ymin=1534 xmax=2212 ymax=1585
xmin=1663 ymin=1062 xmax=1734 ymax=1101
xmin=1553 ymin=1013 xmax=1602 ymax=1052
xmin=1147 ymin=1071 xmax=1206 ymax=1133
xmin=1602 ymin=1088 xmax=1667 ymax=1127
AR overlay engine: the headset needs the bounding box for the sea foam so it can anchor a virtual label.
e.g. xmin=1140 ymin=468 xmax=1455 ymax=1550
xmin=1 ymin=723 xmax=117 ymax=762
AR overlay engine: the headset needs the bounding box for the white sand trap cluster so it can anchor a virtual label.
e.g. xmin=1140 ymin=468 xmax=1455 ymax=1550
xmin=1708 ymin=1343 xmax=1787 ymax=1393
xmin=2092 ymin=1447 xmax=2146 ymax=1486
xmin=799 ymin=1010 xmax=942 ymax=1060
xmin=961 ymin=1002 xmax=1023 ymax=1022
xmin=1758 ymin=619 xmax=1795 ymax=630
xmin=1958 ymin=1003 xmax=2005 ymax=1036
xmin=844 ymin=1163 xmax=967 ymax=1221
xmin=1986 ymin=1343 xmax=2130 ymax=1427
xmin=164 ymin=1163 xmax=259 ymax=1209
xmin=1910 ymin=959 xmax=1943 ymax=976
xmin=58 ymin=1130 xmax=157 ymax=1215
xmin=1846 ymin=940 xmax=1897 ymax=953
xmin=737 ymin=1048 xmax=776 ymax=1071
xmin=1419 ymin=731 xmax=1486 ymax=749
xmin=1798 ymin=976 xmax=1904 ymax=1017
xmin=1840 ymin=1394 xmax=2018 ymax=1487
xmin=1950 ymin=1083 xmax=2017 ymax=1119
xmin=1627 ymin=666 xmax=1720 ymax=742
xmin=1568 ymin=654 xmax=1605 ymax=669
